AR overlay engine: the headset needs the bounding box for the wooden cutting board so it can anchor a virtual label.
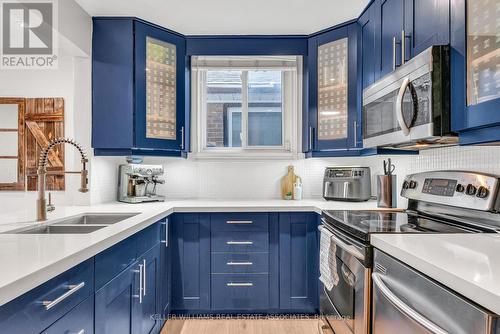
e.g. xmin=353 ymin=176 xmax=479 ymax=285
xmin=281 ymin=165 xmax=299 ymax=199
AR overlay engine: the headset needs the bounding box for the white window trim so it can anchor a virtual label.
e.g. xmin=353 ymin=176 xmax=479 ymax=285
xmin=190 ymin=56 xmax=303 ymax=160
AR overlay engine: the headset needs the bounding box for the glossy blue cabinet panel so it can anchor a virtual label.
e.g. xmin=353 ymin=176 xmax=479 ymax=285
xmin=211 ymin=231 xmax=269 ymax=252
xmin=377 ymin=0 xmax=404 ymax=77
xmin=92 ymin=18 xmax=187 ymax=156
xmin=279 ymin=213 xmax=319 ymax=312
xmin=92 ymin=18 xmax=134 ymax=150
xmin=134 ymin=244 xmax=161 ymax=334
xmin=210 ymin=212 xmax=269 ymax=231
xmin=211 ymin=274 xmax=269 ymax=310
xmin=0 ymin=259 xmax=94 ymax=334
xmin=211 ymin=253 xmax=269 ymax=274
xmin=95 ymin=260 xmax=140 ymax=334
xmin=171 ymin=213 xmax=211 ymax=311
xmin=137 ymin=221 xmax=161 ymax=256
xmin=160 ymin=219 xmax=171 ymax=317
xmin=404 ymin=0 xmax=449 ymax=59
xmin=359 ymin=3 xmax=378 ymax=89
xmin=307 ymin=23 xmax=361 ymax=155
xmin=42 ymin=295 xmax=94 ymax=334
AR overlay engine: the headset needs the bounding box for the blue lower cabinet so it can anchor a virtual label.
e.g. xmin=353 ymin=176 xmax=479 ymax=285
xmin=211 ymin=253 xmax=269 ymax=274
xmin=211 ymin=230 xmax=269 ymax=252
xmin=211 ymin=274 xmax=269 ymax=310
xmin=95 ymin=261 xmax=140 ymax=334
xmin=42 ymin=296 xmax=94 ymax=334
xmin=0 ymin=259 xmax=94 ymax=334
xmin=171 ymin=213 xmax=211 ymax=311
xmin=134 ymin=244 xmax=162 ymax=334
xmin=279 ymin=213 xmax=319 ymax=312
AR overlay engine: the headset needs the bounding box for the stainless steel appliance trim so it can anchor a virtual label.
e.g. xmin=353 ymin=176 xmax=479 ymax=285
xmin=226 ymin=241 xmax=253 ymax=245
xmin=41 ymin=282 xmax=85 ymax=310
xmin=319 ymin=223 xmax=365 ymax=261
xmin=364 ymin=46 xmax=433 ymax=100
xmin=372 ymin=272 xmax=449 ymax=334
xmin=226 ymin=282 xmax=253 ymax=287
xmin=396 ymin=77 xmax=411 ymax=136
xmin=226 ymin=220 xmax=253 ymax=224
xmin=363 ymin=123 xmax=435 ymax=148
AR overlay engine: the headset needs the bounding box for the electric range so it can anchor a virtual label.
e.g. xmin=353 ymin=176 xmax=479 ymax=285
xmin=318 ymin=170 xmax=500 ymax=334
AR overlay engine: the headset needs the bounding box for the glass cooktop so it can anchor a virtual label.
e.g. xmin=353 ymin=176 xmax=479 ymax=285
xmin=322 ymin=210 xmax=482 ymax=242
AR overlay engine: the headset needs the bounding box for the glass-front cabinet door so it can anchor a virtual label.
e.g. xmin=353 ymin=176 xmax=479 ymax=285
xmin=458 ymin=0 xmax=500 ymax=130
xmin=134 ymin=21 xmax=186 ymax=152
xmin=308 ymin=24 xmax=360 ymax=153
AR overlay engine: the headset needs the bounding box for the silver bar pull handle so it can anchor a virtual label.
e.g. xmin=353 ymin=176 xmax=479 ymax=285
xmin=132 ymin=264 xmax=143 ymax=303
xmin=160 ymin=219 xmax=169 ymax=247
xmin=309 ymin=126 xmax=313 ymax=151
xmin=70 ymin=330 xmax=85 ymax=334
xmin=401 ymin=30 xmax=406 ymax=65
xmin=180 ymin=126 xmax=185 ymax=150
xmin=227 ymin=262 xmax=253 ymax=266
xmin=226 ymin=220 xmax=253 ymax=225
xmin=142 ymin=259 xmax=147 ymax=296
xmin=353 ymin=121 xmax=357 ymax=147
xmin=372 ymin=273 xmax=449 ymax=334
xmin=42 ymin=282 xmax=85 ymax=310
xmin=227 ymin=282 xmax=253 ymax=287
xmin=226 ymin=241 xmax=253 ymax=245
xmin=392 ymin=36 xmax=397 ymax=70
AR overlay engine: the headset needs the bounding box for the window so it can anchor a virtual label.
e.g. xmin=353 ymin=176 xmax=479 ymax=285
xmin=191 ymin=56 xmax=302 ymax=159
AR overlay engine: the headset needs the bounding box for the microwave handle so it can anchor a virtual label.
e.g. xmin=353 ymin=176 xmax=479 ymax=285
xmin=396 ymin=77 xmax=411 ymax=136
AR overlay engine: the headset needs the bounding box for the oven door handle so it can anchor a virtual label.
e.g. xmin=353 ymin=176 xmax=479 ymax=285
xmin=318 ymin=225 xmax=365 ymax=261
xmin=372 ymin=272 xmax=449 ymax=334
xmin=396 ymin=77 xmax=411 ymax=136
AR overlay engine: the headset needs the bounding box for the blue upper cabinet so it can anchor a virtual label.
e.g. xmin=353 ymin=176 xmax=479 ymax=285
xmin=451 ymin=0 xmax=500 ymax=144
xmin=358 ymin=4 xmax=378 ymax=89
xmin=307 ymin=23 xmax=362 ymax=156
xmin=92 ymin=18 xmax=188 ymax=157
xmin=377 ymin=0 xmax=404 ymax=78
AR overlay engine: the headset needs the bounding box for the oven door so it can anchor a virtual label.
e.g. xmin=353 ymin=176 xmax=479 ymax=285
xmin=319 ymin=224 xmax=370 ymax=334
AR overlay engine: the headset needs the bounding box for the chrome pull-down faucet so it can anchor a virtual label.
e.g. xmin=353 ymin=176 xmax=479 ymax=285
xmin=36 ymin=138 xmax=89 ymax=222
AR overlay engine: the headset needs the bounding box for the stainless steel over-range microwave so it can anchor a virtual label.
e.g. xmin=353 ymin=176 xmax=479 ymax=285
xmin=362 ymin=45 xmax=457 ymax=150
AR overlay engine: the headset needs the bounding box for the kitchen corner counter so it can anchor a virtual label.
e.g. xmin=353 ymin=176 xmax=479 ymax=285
xmin=371 ymin=234 xmax=500 ymax=315
xmin=0 ymin=199 xmax=381 ymax=307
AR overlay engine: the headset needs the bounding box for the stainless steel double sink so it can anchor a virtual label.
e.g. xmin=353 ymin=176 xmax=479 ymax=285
xmin=4 ymin=213 xmax=139 ymax=234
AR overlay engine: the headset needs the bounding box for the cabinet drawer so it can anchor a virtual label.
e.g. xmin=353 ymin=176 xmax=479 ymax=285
xmin=211 ymin=231 xmax=269 ymax=252
xmin=211 ymin=213 xmax=268 ymax=231
xmin=211 ymin=253 xmax=269 ymax=274
xmin=137 ymin=220 xmax=161 ymax=255
xmin=42 ymin=295 xmax=94 ymax=334
xmin=0 ymin=259 xmax=94 ymax=334
xmin=211 ymin=274 xmax=269 ymax=310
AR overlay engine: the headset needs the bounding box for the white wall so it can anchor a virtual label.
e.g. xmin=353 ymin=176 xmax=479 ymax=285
xmin=0 ymin=0 xmax=92 ymax=214
xmin=91 ymin=145 xmax=500 ymax=208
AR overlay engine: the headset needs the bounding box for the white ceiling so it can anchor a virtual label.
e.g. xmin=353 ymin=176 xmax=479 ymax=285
xmin=75 ymin=0 xmax=369 ymax=35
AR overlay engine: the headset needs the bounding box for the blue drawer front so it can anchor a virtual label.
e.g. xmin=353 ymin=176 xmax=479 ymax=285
xmin=211 ymin=274 xmax=269 ymax=310
xmin=211 ymin=213 xmax=268 ymax=231
xmin=0 ymin=258 xmax=94 ymax=334
xmin=95 ymin=221 xmax=161 ymax=289
xmin=42 ymin=295 xmax=94 ymax=334
xmin=211 ymin=231 xmax=269 ymax=252
xmin=211 ymin=252 xmax=269 ymax=274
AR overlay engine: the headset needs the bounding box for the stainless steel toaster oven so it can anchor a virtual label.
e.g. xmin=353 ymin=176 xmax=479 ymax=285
xmin=323 ymin=167 xmax=371 ymax=201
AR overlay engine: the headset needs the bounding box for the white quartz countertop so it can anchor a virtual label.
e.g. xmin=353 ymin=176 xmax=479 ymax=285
xmin=0 ymin=199 xmax=381 ymax=306
xmin=371 ymin=234 xmax=500 ymax=315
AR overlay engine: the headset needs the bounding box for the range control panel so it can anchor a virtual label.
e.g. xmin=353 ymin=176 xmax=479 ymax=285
xmin=401 ymin=171 xmax=500 ymax=212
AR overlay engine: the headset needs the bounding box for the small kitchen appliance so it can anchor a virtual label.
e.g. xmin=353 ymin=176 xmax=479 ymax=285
xmin=319 ymin=170 xmax=500 ymax=334
xmin=323 ymin=167 xmax=371 ymax=201
xmin=118 ymin=163 xmax=165 ymax=203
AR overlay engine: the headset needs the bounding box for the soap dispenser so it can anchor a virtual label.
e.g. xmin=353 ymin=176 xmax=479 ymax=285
xmin=293 ymin=177 xmax=303 ymax=200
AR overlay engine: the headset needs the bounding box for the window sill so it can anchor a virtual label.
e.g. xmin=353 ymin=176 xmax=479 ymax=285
xmin=188 ymin=151 xmax=305 ymax=161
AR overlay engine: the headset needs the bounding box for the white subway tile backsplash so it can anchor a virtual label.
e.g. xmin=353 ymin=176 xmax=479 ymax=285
xmin=89 ymin=146 xmax=500 ymax=206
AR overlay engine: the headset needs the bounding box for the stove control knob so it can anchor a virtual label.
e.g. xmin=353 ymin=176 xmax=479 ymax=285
xmin=456 ymin=184 xmax=465 ymax=192
xmin=402 ymin=181 xmax=409 ymax=189
xmin=409 ymin=180 xmax=417 ymax=189
xmin=466 ymin=184 xmax=477 ymax=196
xmin=477 ymin=186 xmax=489 ymax=199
